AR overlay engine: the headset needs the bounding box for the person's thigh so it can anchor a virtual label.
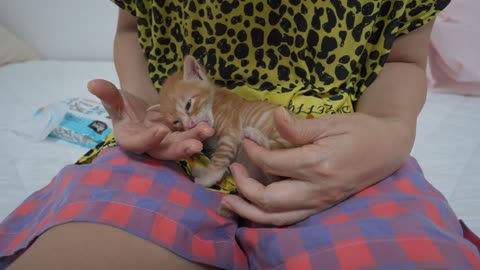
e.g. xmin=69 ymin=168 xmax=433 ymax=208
xmin=0 ymin=147 xmax=247 ymax=270
xmin=8 ymin=222 xmax=216 ymax=270
xmin=236 ymin=157 xmax=480 ymax=270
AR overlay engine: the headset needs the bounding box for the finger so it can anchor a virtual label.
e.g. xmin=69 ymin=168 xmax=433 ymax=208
xmin=242 ymin=139 xmax=321 ymax=179
xmin=148 ymin=139 xmax=204 ymax=160
xmin=274 ymin=107 xmax=347 ymax=145
xmin=115 ymin=124 xmax=170 ymax=154
xmin=172 ymin=122 xmax=215 ymax=142
xmin=230 ymin=163 xmax=319 ymax=212
xmin=221 ymin=194 xmax=317 ymax=226
xmin=87 ymin=79 xmax=124 ymax=121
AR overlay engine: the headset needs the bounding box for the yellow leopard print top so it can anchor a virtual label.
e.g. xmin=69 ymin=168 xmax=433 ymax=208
xmin=79 ymin=0 xmax=449 ymax=193
xmin=111 ymin=0 xmax=448 ymax=118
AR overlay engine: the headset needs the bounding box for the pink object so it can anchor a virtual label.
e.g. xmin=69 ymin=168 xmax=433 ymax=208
xmin=428 ymin=0 xmax=480 ymax=96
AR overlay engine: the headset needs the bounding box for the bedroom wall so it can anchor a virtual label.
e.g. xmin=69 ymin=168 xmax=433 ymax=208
xmin=0 ymin=0 xmax=118 ymax=61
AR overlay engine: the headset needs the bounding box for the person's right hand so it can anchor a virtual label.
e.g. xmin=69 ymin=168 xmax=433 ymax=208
xmin=87 ymin=79 xmax=214 ymax=160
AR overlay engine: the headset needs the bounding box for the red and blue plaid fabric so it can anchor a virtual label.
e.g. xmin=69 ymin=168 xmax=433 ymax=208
xmin=1 ymin=147 xmax=479 ymax=269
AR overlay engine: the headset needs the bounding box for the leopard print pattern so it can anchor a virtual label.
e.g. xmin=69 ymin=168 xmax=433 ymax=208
xmin=112 ymin=0 xmax=449 ymax=119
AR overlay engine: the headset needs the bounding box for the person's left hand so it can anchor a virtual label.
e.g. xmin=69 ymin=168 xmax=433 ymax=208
xmin=220 ymin=107 xmax=414 ymax=226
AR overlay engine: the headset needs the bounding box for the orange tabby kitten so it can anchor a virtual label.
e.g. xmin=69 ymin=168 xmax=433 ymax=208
xmin=155 ymin=55 xmax=294 ymax=187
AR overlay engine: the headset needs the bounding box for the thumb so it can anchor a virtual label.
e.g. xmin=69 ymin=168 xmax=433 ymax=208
xmin=273 ymin=107 xmax=342 ymax=145
xmin=87 ymin=79 xmax=124 ymax=121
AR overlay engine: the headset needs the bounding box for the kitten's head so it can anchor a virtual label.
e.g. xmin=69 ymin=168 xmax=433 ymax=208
xmin=158 ymin=55 xmax=215 ymax=130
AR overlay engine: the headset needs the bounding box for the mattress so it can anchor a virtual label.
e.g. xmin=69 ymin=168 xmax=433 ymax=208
xmin=0 ymin=60 xmax=479 ymax=234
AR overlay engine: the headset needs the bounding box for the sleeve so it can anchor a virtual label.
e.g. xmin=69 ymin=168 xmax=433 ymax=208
xmin=396 ymin=0 xmax=451 ymax=36
xmin=110 ymin=0 xmax=137 ymax=16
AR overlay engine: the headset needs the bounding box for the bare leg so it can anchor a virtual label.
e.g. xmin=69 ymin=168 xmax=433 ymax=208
xmin=8 ymin=222 xmax=218 ymax=270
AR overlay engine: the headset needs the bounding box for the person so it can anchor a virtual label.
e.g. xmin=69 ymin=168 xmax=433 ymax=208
xmin=1 ymin=0 xmax=479 ymax=269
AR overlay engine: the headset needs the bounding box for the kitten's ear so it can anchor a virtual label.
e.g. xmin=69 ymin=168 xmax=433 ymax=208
xmin=183 ymin=55 xmax=208 ymax=81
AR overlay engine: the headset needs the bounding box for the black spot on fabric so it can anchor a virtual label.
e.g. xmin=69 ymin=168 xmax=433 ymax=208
xmin=203 ymin=21 xmax=214 ymax=35
xmin=217 ymin=38 xmax=231 ymax=54
xmin=192 ymin=31 xmax=203 ymax=44
xmin=227 ymin=55 xmax=234 ymax=62
xmin=248 ymin=70 xmax=260 ymax=85
xmin=192 ymin=20 xmax=202 ymax=30
xmin=362 ymin=2 xmax=375 ymax=15
xmin=355 ymin=45 xmax=364 ymax=56
xmin=206 ymin=6 xmax=214 ymax=19
xmin=339 ymin=55 xmax=350 ymax=64
xmin=368 ymin=21 xmax=385 ymax=45
xmin=278 ymin=44 xmax=291 ymax=57
xmin=220 ymin=1 xmax=239 ymax=14
xmin=307 ymin=30 xmax=319 ymax=49
xmin=234 ymin=43 xmax=249 ymax=59
xmin=256 ymin=2 xmax=264 ymax=12
xmin=205 ymin=37 xmax=216 ymax=44
xmin=206 ymin=49 xmax=217 ymax=73
xmin=266 ymin=49 xmax=278 ymax=69
xmin=339 ymin=31 xmax=347 ymax=47
xmin=192 ymin=46 xmax=206 ymax=60
xmin=113 ymin=0 xmax=125 ymax=10
xmin=289 ymin=13 xmax=308 ymax=35
xmin=269 ymin=11 xmax=281 ymax=26
xmin=329 ymin=94 xmax=344 ymax=101
xmin=295 ymin=35 xmax=305 ymax=48
xmin=365 ymin=72 xmax=378 ymax=87
xmin=227 ymin=29 xmax=236 ymax=37
xmin=188 ymin=1 xmax=196 ymax=12
xmin=259 ymin=82 xmax=276 ymax=91
xmin=379 ymin=1 xmax=391 ymax=16
xmin=280 ymin=18 xmax=292 ymax=33
xmin=218 ymin=58 xmax=239 ymax=79
xmin=311 ymin=7 xmax=324 ymax=30
xmin=435 ymin=0 xmax=450 ymax=10
xmin=407 ymin=19 xmax=425 ymax=33
xmin=137 ymin=17 xmax=149 ymax=27
xmin=379 ymin=54 xmax=389 ymax=66
xmin=319 ymin=36 xmax=337 ymax=59
xmin=231 ymin=15 xmax=242 ymax=25
xmin=347 ymin=0 xmax=361 ymax=12
xmin=282 ymin=35 xmax=294 ymax=46
xmin=370 ymin=62 xmax=378 ymax=70
xmin=289 ymin=0 xmax=301 ymax=5
xmin=255 ymin=49 xmax=266 ymax=68
xmin=267 ymin=0 xmax=281 ymax=9
xmin=323 ymin=8 xmax=337 ymax=33
xmin=251 ymin=28 xmax=264 ymax=48
xmin=244 ymin=20 xmax=251 ymax=28
xmin=237 ymin=30 xmax=247 ymax=42
xmin=261 ymin=73 xmax=268 ymax=80
xmin=369 ymin=50 xmax=379 ymax=60
xmin=278 ymin=65 xmax=290 ymax=81
xmin=350 ymin=60 xmax=359 ymax=74
xmin=319 ymin=72 xmax=334 ymax=85
xmin=153 ymin=7 xmax=162 ymax=24
xmin=295 ymin=67 xmax=307 ymax=80
xmin=346 ymin=11 xmax=355 ymax=29
xmin=287 ymin=7 xmax=294 ymax=16
xmin=171 ymin=23 xmax=183 ymax=42
xmin=137 ymin=0 xmax=148 ymax=14
xmin=255 ymin=17 xmax=266 ymax=26
xmin=267 ymin=29 xmax=282 ymax=46
xmin=215 ymin=23 xmax=227 ymax=36
xmin=335 ymin=65 xmax=349 ymax=80
xmin=157 ymin=37 xmax=170 ymax=45
xmin=167 ymin=65 xmax=178 ymax=76
xmin=331 ymin=0 xmax=346 ymax=20
xmin=326 ymin=55 xmax=336 ymax=65
xmin=244 ymin=2 xmax=254 ymax=16
xmin=148 ymin=62 xmax=155 ymax=73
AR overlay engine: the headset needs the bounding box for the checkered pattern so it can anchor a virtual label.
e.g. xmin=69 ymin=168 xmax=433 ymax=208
xmin=1 ymin=147 xmax=479 ymax=269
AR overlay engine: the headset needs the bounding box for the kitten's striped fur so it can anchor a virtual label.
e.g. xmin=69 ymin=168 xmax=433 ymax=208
xmin=157 ymin=55 xmax=294 ymax=187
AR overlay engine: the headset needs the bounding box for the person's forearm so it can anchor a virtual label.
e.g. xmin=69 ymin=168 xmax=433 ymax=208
xmin=114 ymin=15 xmax=158 ymax=105
xmin=355 ymin=62 xmax=427 ymax=158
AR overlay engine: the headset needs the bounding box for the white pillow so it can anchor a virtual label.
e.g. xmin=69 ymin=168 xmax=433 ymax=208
xmin=0 ymin=24 xmax=38 ymax=66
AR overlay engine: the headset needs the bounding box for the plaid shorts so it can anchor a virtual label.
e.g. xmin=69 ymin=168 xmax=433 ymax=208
xmin=1 ymin=146 xmax=479 ymax=269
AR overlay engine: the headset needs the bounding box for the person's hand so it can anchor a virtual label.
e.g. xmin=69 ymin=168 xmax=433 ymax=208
xmin=87 ymin=79 xmax=214 ymax=159
xmin=221 ymin=107 xmax=414 ymax=226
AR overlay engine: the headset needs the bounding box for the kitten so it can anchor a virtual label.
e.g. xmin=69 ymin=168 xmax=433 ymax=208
xmin=156 ymin=55 xmax=294 ymax=187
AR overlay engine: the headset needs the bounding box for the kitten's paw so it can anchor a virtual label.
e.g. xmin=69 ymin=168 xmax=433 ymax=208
xmin=216 ymin=205 xmax=237 ymax=219
xmin=194 ymin=168 xmax=226 ymax=187
xmin=243 ymin=127 xmax=270 ymax=148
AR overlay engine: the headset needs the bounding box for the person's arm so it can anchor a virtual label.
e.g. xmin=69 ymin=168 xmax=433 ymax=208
xmin=114 ymin=9 xmax=158 ymax=105
xmin=355 ymin=20 xmax=434 ymax=164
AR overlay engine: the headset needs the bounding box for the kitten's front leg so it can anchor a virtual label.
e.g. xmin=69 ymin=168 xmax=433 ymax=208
xmin=193 ymin=134 xmax=240 ymax=187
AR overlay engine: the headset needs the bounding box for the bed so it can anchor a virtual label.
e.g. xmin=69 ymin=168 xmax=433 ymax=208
xmin=1 ymin=60 xmax=479 ymax=234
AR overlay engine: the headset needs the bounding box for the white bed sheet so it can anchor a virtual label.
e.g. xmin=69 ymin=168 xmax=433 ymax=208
xmin=0 ymin=60 xmax=479 ymax=234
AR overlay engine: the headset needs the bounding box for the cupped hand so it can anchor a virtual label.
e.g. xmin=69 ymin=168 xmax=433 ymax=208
xmin=87 ymin=79 xmax=214 ymax=160
xmin=221 ymin=107 xmax=414 ymax=226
